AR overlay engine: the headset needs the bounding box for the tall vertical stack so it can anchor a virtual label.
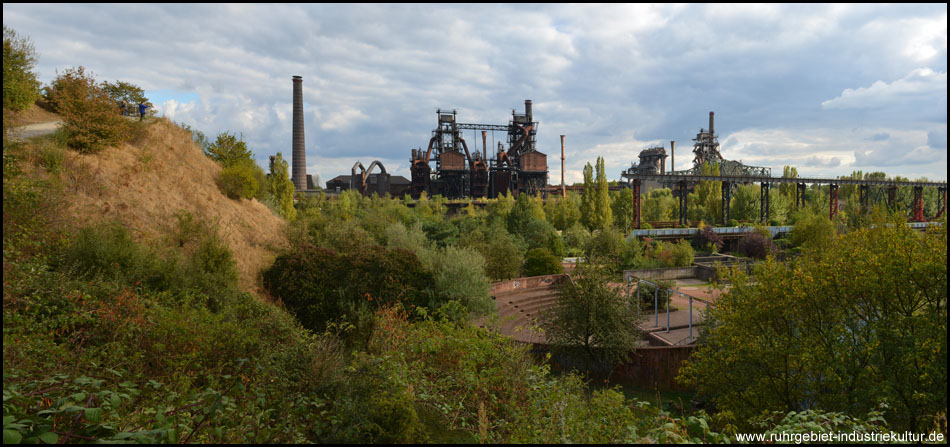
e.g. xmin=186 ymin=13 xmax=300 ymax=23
xmin=292 ymin=76 xmax=307 ymax=191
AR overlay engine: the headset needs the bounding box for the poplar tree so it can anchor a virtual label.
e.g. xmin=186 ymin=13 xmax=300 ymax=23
xmin=269 ymin=152 xmax=297 ymax=221
xmin=594 ymin=157 xmax=612 ymax=230
xmin=580 ymin=162 xmax=595 ymax=230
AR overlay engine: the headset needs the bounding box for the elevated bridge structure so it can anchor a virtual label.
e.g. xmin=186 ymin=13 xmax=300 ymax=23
xmin=625 ymin=172 xmax=947 ymax=228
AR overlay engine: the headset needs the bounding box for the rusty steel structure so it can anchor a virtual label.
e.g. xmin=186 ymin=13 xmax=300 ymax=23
xmin=622 ymin=111 xmax=947 ymax=228
xmin=350 ymin=160 xmax=390 ymax=197
xmin=410 ymin=100 xmax=548 ymax=199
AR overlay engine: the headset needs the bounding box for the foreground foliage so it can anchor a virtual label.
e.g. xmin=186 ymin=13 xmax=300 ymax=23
xmin=679 ymin=215 xmax=947 ymax=432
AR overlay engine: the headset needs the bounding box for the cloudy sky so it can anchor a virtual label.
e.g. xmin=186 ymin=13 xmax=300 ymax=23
xmin=4 ymin=3 xmax=947 ymax=185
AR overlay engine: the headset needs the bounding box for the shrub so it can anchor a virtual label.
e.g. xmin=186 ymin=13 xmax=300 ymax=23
xmin=430 ymin=246 xmax=493 ymax=316
xmin=45 ymin=66 xmax=128 ymax=153
xmin=217 ymin=159 xmax=261 ymax=200
xmin=562 ymin=223 xmax=591 ymax=256
xmin=262 ymin=244 xmax=435 ymax=341
xmin=205 ymin=131 xmax=252 ymax=167
xmin=523 ymin=248 xmax=564 ymax=277
xmin=787 ymin=209 xmax=837 ymax=250
xmin=695 ymin=224 xmax=723 ymax=252
xmin=36 ymin=139 xmax=66 ymax=174
xmin=584 ymin=227 xmax=626 ymax=269
xmin=422 ymin=219 xmax=459 ymax=247
xmin=479 ymin=233 xmax=523 ymax=281
xmin=671 ymin=239 xmax=695 ymax=266
xmin=737 ymin=231 xmax=776 ymax=259
xmin=61 ymin=221 xmax=159 ymax=283
xmin=3 ymin=26 xmax=42 ymax=111
xmin=523 ymin=218 xmax=565 ymax=257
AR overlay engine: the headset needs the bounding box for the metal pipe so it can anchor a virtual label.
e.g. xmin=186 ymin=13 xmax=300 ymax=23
xmin=292 ymin=76 xmax=306 ymax=191
xmin=482 ymin=131 xmax=487 ymax=162
xmin=524 ymin=99 xmax=532 ymax=122
xmin=560 ymin=135 xmax=566 ymax=198
xmin=654 ymin=285 xmax=658 ymax=327
xmin=709 ymin=111 xmax=715 ymax=136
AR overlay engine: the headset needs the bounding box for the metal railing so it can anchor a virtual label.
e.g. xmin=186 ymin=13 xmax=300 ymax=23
xmin=624 ymin=275 xmax=713 ymax=345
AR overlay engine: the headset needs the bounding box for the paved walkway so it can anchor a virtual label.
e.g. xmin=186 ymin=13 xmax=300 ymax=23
xmin=8 ymin=120 xmax=62 ymax=140
xmin=633 ymin=279 xmax=725 ymax=346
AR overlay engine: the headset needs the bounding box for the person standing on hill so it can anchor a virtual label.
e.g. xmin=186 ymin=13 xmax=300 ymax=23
xmin=138 ymin=102 xmax=149 ymax=121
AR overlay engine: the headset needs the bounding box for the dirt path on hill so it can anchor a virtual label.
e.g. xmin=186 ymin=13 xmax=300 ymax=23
xmin=8 ymin=120 xmax=62 ymax=140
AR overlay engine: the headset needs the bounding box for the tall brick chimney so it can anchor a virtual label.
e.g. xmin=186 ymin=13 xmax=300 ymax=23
xmin=292 ymin=76 xmax=307 ymax=191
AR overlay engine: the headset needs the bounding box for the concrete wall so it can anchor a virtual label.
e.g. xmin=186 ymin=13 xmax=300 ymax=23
xmin=615 ymin=346 xmax=696 ymax=390
xmin=624 ymin=267 xmax=699 ymax=282
xmin=491 ymin=274 xmax=565 ymax=295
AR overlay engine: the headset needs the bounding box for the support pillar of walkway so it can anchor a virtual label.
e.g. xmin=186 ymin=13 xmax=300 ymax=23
xmin=859 ymin=184 xmax=870 ymax=212
xmin=887 ymin=186 xmax=897 ymax=209
xmin=721 ymin=181 xmax=732 ymax=225
xmin=632 ymin=179 xmax=641 ymax=229
xmin=676 ymin=181 xmax=689 ymax=226
xmin=760 ymin=181 xmax=771 ymax=223
xmin=912 ymin=186 xmax=924 ymax=222
xmin=796 ymin=182 xmax=807 ymax=209
xmin=937 ymin=187 xmax=946 ymax=219
xmin=830 ymin=184 xmax=839 ymax=220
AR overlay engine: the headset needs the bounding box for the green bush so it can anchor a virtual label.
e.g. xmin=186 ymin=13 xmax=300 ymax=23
xmin=562 ymin=222 xmax=591 ymax=256
xmin=429 ymin=245 xmax=493 ymax=316
xmin=479 ymin=233 xmax=523 ymax=281
xmin=45 ymin=66 xmax=128 ymax=153
xmin=217 ymin=160 xmax=261 ymax=200
xmin=787 ymin=209 xmax=837 ymax=250
xmin=670 ymin=239 xmax=695 ymax=266
xmin=205 ymin=131 xmax=252 ymax=167
xmin=36 ymin=139 xmax=66 ymax=174
xmin=326 ymin=353 xmax=427 ymax=443
xmin=523 ymin=218 xmax=565 ymax=257
xmin=523 ymin=247 xmax=564 ymax=277
xmin=584 ymin=227 xmax=626 ymax=269
xmin=61 ymin=221 xmax=160 ymax=283
xmin=262 ymin=244 xmax=435 ymax=343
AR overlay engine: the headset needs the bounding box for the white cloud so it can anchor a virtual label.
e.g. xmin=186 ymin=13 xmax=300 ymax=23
xmin=2 ymin=3 xmax=945 ymax=185
xmin=821 ymin=68 xmax=947 ymax=110
xmin=319 ymin=106 xmax=369 ymax=131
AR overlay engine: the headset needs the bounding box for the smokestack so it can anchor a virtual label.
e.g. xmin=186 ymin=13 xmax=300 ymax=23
xmin=524 ymin=99 xmax=532 ymax=122
xmin=560 ymin=135 xmax=566 ymax=198
xmin=482 ymin=131 xmax=487 ymax=161
xmin=670 ymin=140 xmax=675 ymax=172
xmin=292 ymin=76 xmax=307 ymax=191
xmin=708 ymin=111 xmax=714 ymax=136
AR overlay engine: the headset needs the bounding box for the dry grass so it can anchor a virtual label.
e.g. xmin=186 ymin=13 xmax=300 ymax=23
xmin=55 ymin=117 xmax=288 ymax=294
xmin=3 ymin=102 xmax=61 ymax=127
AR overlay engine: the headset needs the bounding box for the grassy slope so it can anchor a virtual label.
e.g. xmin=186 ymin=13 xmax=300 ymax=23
xmin=17 ymin=113 xmax=287 ymax=293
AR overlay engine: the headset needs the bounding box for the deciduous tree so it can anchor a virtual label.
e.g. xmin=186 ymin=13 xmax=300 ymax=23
xmin=678 ymin=216 xmax=947 ymax=432
xmin=539 ymin=263 xmax=640 ymax=371
xmin=3 ymin=26 xmax=41 ymax=112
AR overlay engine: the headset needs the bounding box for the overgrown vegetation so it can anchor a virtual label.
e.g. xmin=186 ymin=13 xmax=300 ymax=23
xmin=679 ymin=215 xmax=947 ymax=433
xmin=44 ymin=66 xmax=131 ymax=153
xmin=540 ymin=263 xmax=641 ymax=370
xmin=5 ymin=26 xmax=943 ymax=443
xmin=3 ymin=26 xmax=41 ymax=112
